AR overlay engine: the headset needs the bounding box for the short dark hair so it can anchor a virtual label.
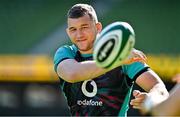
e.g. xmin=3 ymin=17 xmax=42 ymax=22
xmin=67 ymin=4 xmax=98 ymax=23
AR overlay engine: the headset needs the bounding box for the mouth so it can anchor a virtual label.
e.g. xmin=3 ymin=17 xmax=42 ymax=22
xmin=76 ymin=39 xmax=87 ymax=42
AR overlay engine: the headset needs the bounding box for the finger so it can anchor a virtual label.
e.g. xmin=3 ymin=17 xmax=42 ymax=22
xmin=138 ymin=50 xmax=147 ymax=60
xmin=129 ymin=53 xmax=146 ymax=63
xmin=130 ymin=101 xmax=142 ymax=107
xmin=132 ymin=57 xmax=146 ymax=63
xmin=142 ymin=53 xmax=147 ymax=60
xmin=134 ymin=53 xmax=147 ymax=61
xmin=123 ymin=49 xmax=147 ymax=65
xmin=130 ymin=97 xmax=145 ymax=107
xmin=130 ymin=99 xmax=140 ymax=106
xmin=131 ymin=97 xmax=144 ymax=104
xmin=123 ymin=57 xmax=145 ymax=65
xmin=132 ymin=50 xmax=147 ymax=62
xmin=133 ymin=90 xmax=140 ymax=97
xmin=139 ymin=54 xmax=147 ymax=62
xmin=132 ymin=105 xmax=141 ymax=109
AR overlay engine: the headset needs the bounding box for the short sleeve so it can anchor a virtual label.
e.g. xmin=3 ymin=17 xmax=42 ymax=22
xmin=53 ymin=45 xmax=75 ymax=72
xmin=122 ymin=62 xmax=149 ymax=80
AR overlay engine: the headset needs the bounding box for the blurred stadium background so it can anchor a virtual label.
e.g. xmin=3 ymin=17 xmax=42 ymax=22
xmin=0 ymin=0 xmax=179 ymax=116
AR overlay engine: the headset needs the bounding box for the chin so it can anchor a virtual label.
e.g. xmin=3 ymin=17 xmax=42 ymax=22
xmin=79 ymin=48 xmax=92 ymax=53
xmin=78 ymin=45 xmax=87 ymax=50
xmin=79 ymin=48 xmax=88 ymax=52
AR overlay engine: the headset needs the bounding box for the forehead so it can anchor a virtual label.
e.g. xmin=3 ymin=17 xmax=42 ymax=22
xmin=67 ymin=14 xmax=94 ymax=28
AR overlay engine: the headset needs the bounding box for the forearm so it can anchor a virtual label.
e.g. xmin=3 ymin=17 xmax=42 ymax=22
xmin=70 ymin=60 xmax=110 ymax=82
xmin=57 ymin=59 xmax=110 ymax=83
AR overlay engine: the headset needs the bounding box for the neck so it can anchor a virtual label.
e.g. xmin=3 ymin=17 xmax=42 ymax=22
xmin=79 ymin=49 xmax=93 ymax=54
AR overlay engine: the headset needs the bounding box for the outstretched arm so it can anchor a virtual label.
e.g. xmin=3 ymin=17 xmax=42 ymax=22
xmin=57 ymin=49 xmax=146 ymax=83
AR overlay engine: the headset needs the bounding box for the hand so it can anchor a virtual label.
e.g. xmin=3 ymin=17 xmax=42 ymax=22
xmin=130 ymin=90 xmax=148 ymax=110
xmin=107 ymin=48 xmax=147 ymax=70
xmin=131 ymin=88 xmax=169 ymax=114
xmin=123 ymin=48 xmax=147 ymax=65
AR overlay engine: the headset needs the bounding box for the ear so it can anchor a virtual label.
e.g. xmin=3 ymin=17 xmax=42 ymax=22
xmin=66 ymin=28 xmax=70 ymax=37
xmin=96 ymin=22 xmax=102 ymax=33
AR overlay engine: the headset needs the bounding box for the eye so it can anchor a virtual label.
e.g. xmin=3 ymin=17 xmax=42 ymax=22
xmin=69 ymin=28 xmax=76 ymax=33
xmin=81 ymin=26 xmax=89 ymax=30
xmin=82 ymin=26 xmax=88 ymax=29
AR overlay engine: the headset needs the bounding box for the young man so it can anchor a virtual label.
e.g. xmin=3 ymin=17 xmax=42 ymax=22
xmin=53 ymin=4 xmax=169 ymax=116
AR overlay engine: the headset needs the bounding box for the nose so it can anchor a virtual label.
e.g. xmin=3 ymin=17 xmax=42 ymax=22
xmin=76 ymin=29 xmax=83 ymax=39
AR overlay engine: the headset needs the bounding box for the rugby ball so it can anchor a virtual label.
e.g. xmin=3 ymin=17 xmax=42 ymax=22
xmin=93 ymin=21 xmax=135 ymax=69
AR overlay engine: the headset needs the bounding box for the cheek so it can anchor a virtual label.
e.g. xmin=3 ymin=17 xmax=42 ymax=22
xmin=68 ymin=33 xmax=76 ymax=42
xmin=89 ymin=30 xmax=97 ymax=41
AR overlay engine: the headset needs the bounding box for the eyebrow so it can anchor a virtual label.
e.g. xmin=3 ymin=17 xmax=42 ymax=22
xmin=68 ymin=27 xmax=75 ymax=30
xmin=68 ymin=24 xmax=89 ymax=30
xmin=81 ymin=24 xmax=89 ymax=27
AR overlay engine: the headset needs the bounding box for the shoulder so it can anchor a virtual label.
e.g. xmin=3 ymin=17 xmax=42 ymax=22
xmin=53 ymin=44 xmax=78 ymax=71
xmin=54 ymin=45 xmax=78 ymax=59
xmin=55 ymin=45 xmax=77 ymax=55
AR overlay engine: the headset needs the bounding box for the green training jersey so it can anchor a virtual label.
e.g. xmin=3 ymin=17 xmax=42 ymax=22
xmin=54 ymin=44 xmax=149 ymax=116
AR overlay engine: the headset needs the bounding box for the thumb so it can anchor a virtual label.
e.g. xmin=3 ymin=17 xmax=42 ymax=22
xmin=133 ymin=90 xmax=140 ymax=97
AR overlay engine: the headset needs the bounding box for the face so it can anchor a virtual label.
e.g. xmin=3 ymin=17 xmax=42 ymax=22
xmin=66 ymin=14 xmax=102 ymax=54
